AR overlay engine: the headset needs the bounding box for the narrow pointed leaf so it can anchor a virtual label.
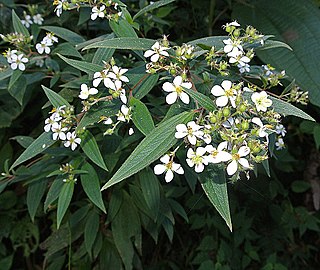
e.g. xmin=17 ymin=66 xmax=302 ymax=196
xmin=133 ymin=0 xmax=176 ymax=20
xmin=84 ymin=210 xmax=100 ymax=257
xmin=57 ymin=181 xmax=74 ymax=229
xmin=41 ymin=26 xmax=85 ymax=45
xmin=42 ymin=85 xmax=70 ymax=108
xmin=101 ymin=111 xmax=194 ymax=190
xmin=184 ymin=88 xmax=216 ymax=111
xmin=12 ymin=10 xmax=29 ymax=37
xmin=58 ymin=54 xmax=102 ymax=74
xmin=27 ymin=179 xmax=47 ymax=222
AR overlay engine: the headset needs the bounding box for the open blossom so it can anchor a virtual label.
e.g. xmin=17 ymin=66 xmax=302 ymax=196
xmin=93 ymin=70 xmax=112 ymax=87
xmin=205 ymin=142 xmax=232 ymax=164
xmin=44 ymin=113 xmax=62 ymax=132
xmin=109 ymin=80 xmax=127 ymax=104
xmin=238 ymin=63 xmax=250 ymax=73
xmin=252 ymin=117 xmax=269 ymax=140
xmin=162 ymin=76 xmax=192 ymax=105
xmin=144 ymin=41 xmax=169 ymax=63
xmin=223 ymin=38 xmax=243 ymax=58
xmin=91 ymin=5 xmax=105 ymax=20
xmin=229 ymin=54 xmax=251 ymax=67
xmin=33 ymin=14 xmax=44 ymax=25
xmin=43 ymin=33 xmax=58 ymax=45
xmin=52 ymin=123 xmax=68 ymax=140
xmin=154 ymin=154 xmax=184 ymax=182
xmin=186 ymin=147 xmax=208 ymax=173
xmin=251 ymin=91 xmax=272 ymax=112
xmin=275 ymin=124 xmax=286 ymax=137
xmin=9 ymin=54 xmax=28 ymax=71
xmin=54 ymin=0 xmax=66 ymax=17
xmin=79 ymin=84 xmax=98 ymax=100
xmin=117 ymin=105 xmax=131 ymax=122
xmin=21 ymin=13 xmax=33 ymax=28
xmin=64 ymin=131 xmax=81 ymax=151
xmin=226 ymin=146 xmax=251 ymax=176
xmin=211 ymin=80 xmax=237 ymax=108
xmin=107 ymin=65 xmax=129 ymax=85
xmin=36 ymin=41 xmax=51 ymax=54
xmin=175 ymin=121 xmax=203 ymax=145
xmin=275 ymin=137 xmax=285 ymax=150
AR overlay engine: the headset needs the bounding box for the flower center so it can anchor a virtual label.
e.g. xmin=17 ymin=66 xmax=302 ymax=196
xmin=175 ymin=86 xmax=182 ymax=94
xmin=192 ymin=155 xmax=203 ymax=165
xmin=211 ymin=150 xmax=218 ymax=157
xmin=225 ymin=88 xmax=234 ymax=97
xmin=232 ymin=153 xmax=240 ymax=160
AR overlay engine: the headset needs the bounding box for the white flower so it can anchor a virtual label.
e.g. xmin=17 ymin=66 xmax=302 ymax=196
xmin=91 ymin=5 xmax=105 ymax=20
xmin=162 ymin=76 xmax=192 ymax=105
xmin=223 ymin=38 xmax=243 ymax=58
xmin=52 ymin=123 xmax=68 ymax=140
xmin=117 ymin=105 xmax=131 ymax=122
xmin=107 ymin=65 xmax=129 ymax=85
xmin=175 ymin=121 xmax=204 ymax=145
xmin=275 ymin=137 xmax=285 ymax=150
xmin=144 ymin=41 xmax=169 ymax=63
xmin=36 ymin=41 xmax=51 ymax=54
xmin=201 ymin=125 xmax=212 ymax=144
xmin=205 ymin=141 xmax=232 ymax=164
xmin=21 ymin=13 xmax=33 ymax=28
xmin=6 ymin=49 xmax=17 ymax=63
xmin=211 ymin=80 xmax=237 ymax=108
xmin=251 ymin=91 xmax=272 ymax=112
xmin=226 ymin=146 xmax=251 ymax=176
xmin=186 ymin=147 xmax=208 ymax=173
xmin=33 ymin=14 xmax=44 ymax=25
xmin=109 ymin=80 xmax=127 ymax=104
xmin=229 ymin=54 xmax=251 ymax=67
xmin=64 ymin=131 xmax=81 ymax=150
xmin=275 ymin=124 xmax=286 ymax=137
xmin=154 ymin=154 xmax=184 ymax=182
xmin=43 ymin=33 xmax=58 ymax=45
xmin=238 ymin=63 xmax=250 ymax=73
xmin=222 ymin=117 xmax=238 ymax=129
xmin=55 ymin=0 xmax=66 ymax=17
xmin=10 ymin=54 xmax=28 ymax=71
xmin=44 ymin=113 xmax=62 ymax=132
xmin=103 ymin=117 xmax=113 ymax=125
xmin=93 ymin=70 xmax=113 ymax=88
xmin=79 ymin=84 xmax=98 ymax=100
xmin=252 ymin=117 xmax=269 ymax=140
xmin=35 ymin=59 xmax=44 ymax=67
xmin=128 ymin=127 xmax=134 ymax=136
xmin=262 ymin=65 xmax=273 ymax=76
xmin=229 ymin=20 xmax=240 ymax=27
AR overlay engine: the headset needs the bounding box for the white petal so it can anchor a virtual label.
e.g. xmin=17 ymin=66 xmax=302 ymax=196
xmin=217 ymin=141 xmax=228 ymax=151
xmin=154 ymin=164 xmax=166 ymax=175
xmin=172 ymin=163 xmax=184 ymax=174
xmin=179 ymin=92 xmax=190 ymax=104
xmin=188 ymin=135 xmax=197 ymax=145
xmin=162 ymin=82 xmax=175 ymax=92
xmin=173 ymin=76 xmax=182 ymax=86
xmin=238 ymin=146 xmax=250 ymax=157
xmin=196 ymin=147 xmax=207 ymax=156
xmin=91 ymin=13 xmax=98 ymax=20
xmin=186 ymin=148 xmax=194 ymax=158
xmin=195 ymin=163 xmax=204 ymax=173
xmin=252 ymin=117 xmax=263 ymax=127
xmin=18 ymin=63 xmax=25 ymax=71
xmin=239 ymin=158 xmax=250 ymax=168
xmin=160 ymin=154 xmax=170 ymax=164
xmin=186 ymin=158 xmax=194 ymax=168
xmin=150 ymin=53 xmax=160 ymax=62
xmin=218 ymin=151 xmax=232 ymax=162
xmin=211 ymin=85 xmax=225 ymax=97
xmin=93 ymin=78 xmax=102 ymax=87
xmin=227 ymin=160 xmax=238 ymax=175
xmin=89 ymin=88 xmax=98 ymax=95
xmin=59 ymin=132 xmax=66 ymax=140
xmin=221 ymin=80 xmax=232 ymax=90
xmin=181 ymin=82 xmax=192 ymax=89
xmin=160 ymin=51 xmax=169 ymax=57
xmin=144 ymin=50 xmax=155 ymax=58
xmin=81 ymin=84 xmax=88 ymax=91
xmin=166 ymin=92 xmax=178 ymax=104
xmin=104 ymin=78 xmax=114 ymax=88
xmin=176 ymin=124 xmax=188 ymax=133
xmin=216 ymin=96 xmax=229 ymax=107
xmin=165 ymin=170 xmax=174 ymax=182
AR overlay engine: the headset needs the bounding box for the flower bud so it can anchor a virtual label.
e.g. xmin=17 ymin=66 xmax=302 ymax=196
xmin=233 ymin=29 xmax=240 ymax=37
xmin=241 ymin=121 xmax=249 ymax=130
xmin=223 ymin=108 xmax=231 ymax=117
xmin=169 ymin=68 xmax=176 ymax=75
xmin=181 ymin=72 xmax=187 ymax=81
xmin=209 ymin=115 xmax=217 ymax=123
xmin=238 ymin=104 xmax=247 ymax=112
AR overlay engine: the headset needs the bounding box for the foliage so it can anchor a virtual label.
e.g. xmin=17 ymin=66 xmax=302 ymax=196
xmin=0 ymin=0 xmax=319 ymax=269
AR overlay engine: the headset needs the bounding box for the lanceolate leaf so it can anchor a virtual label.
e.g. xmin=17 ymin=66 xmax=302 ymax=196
xmin=187 ymin=36 xmax=227 ymax=49
xmin=10 ymin=132 xmax=55 ymax=170
xmin=81 ymin=163 xmax=106 ymax=213
xmin=44 ymin=178 xmax=64 ymax=212
xmin=184 ymin=88 xmax=216 ymax=111
xmin=41 ymin=26 xmax=85 ymax=45
xmin=83 ymin=37 xmax=155 ymax=51
xmin=109 ymin=19 xmax=138 ymax=38
xmin=199 ymin=165 xmax=232 ymax=232
xmin=42 ymin=85 xmax=70 ymax=108
xmin=58 ymin=54 xmax=102 ymax=75
xmin=101 ymin=111 xmax=195 ymax=190
xmin=27 ymin=179 xmax=47 ymax=222
xmin=81 ymin=130 xmax=108 ymax=171
xmin=129 ymin=97 xmax=155 ymax=135
xmin=84 ymin=210 xmax=100 ymax=257
xmin=133 ymin=74 xmax=159 ymax=100
xmin=57 ymin=181 xmax=74 ymax=229
xmin=12 ymin=10 xmax=29 ymax=37
xmin=133 ymin=0 xmax=176 ymax=20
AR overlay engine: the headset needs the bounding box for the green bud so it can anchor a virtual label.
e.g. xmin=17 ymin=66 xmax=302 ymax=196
xmin=176 ymin=47 xmax=182 ymax=56
xmin=226 ymin=25 xmax=232 ymax=33
xmin=223 ymin=108 xmax=231 ymax=117
xmin=181 ymin=73 xmax=187 ymax=81
xmin=233 ymin=29 xmax=240 ymax=37
xmin=169 ymin=68 xmax=176 ymax=75
xmin=209 ymin=115 xmax=217 ymax=123
xmin=241 ymin=121 xmax=249 ymax=130
xmin=217 ymin=110 xmax=223 ymax=119
xmin=238 ymin=104 xmax=247 ymax=112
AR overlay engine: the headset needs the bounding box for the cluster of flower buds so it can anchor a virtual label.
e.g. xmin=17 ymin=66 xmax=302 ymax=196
xmin=21 ymin=11 xmax=44 ymax=28
xmin=59 ymin=163 xmax=78 ymax=183
xmin=44 ymin=105 xmax=81 ymax=151
xmin=36 ymin=32 xmax=58 ymax=55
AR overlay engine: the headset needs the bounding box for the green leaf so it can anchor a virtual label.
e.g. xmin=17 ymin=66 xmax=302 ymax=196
xmin=8 ymin=74 xmax=26 ymax=105
xmin=233 ymin=0 xmax=320 ymax=107
xmin=199 ymin=165 xmax=232 ymax=231
xmin=57 ymin=54 xmax=102 ymax=75
xmin=81 ymin=163 xmax=106 ymax=213
xmin=42 ymin=85 xmax=70 ymax=108
xmin=257 ymin=39 xmax=292 ymax=51
xmin=57 ymin=181 xmax=74 ymax=229
xmin=52 ymin=43 xmax=84 ymax=59
xmin=109 ymin=19 xmax=138 ymax=38
xmin=129 ymin=97 xmax=155 ymax=135
xmin=83 ymin=37 xmax=155 ymax=51
xmin=0 ymin=66 xmax=13 ymax=81
xmin=12 ymin=10 xmax=29 ymax=37
xmin=44 ymin=178 xmax=64 ymax=212
xmin=313 ymin=125 xmax=320 ymax=149
xmin=133 ymin=0 xmax=176 ymax=20
xmin=81 ymin=130 xmax=108 ymax=171
xmin=10 ymin=132 xmax=55 ymax=170
xmin=8 ymin=70 xmax=22 ymax=89
xmin=184 ymin=88 xmax=215 ymax=111
xmin=84 ymin=210 xmax=100 ymax=257
xmin=132 ymin=74 xmax=159 ymax=100
xmin=27 ymin=179 xmax=47 ymax=222
xmin=101 ymin=111 xmax=194 ymax=190
xmin=92 ymin=47 xmax=115 ymax=65
xmin=41 ymin=26 xmax=85 ymax=45
xmin=291 ymin=180 xmax=311 ymax=193
xmin=187 ymin=36 xmax=227 ymax=49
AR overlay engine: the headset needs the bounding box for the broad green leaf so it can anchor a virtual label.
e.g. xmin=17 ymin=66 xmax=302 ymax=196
xmin=92 ymin=47 xmax=115 ymax=66
xmin=12 ymin=10 xmax=29 ymax=37
xmin=8 ymin=70 xmax=22 ymax=89
xmin=133 ymin=74 xmax=159 ymax=100
xmin=8 ymin=74 xmax=26 ymax=105
xmin=233 ymin=0 xmax=320 ymax=107
xmin=291 ymin=180 xmax=311 ymax=193
xmin=101 ymin=111 xmax=194 ymax=190
xmin=44 ymin=178 xmax=64 ymax=212
xmin=27 ymin=179 xmax=47 ymax=222
xmin=184 ymin=88 xmax=215 ymax=111
xmin=52 ymin=43 xmax=84 ymax=59
xmin=10 ymin=132 xmax=55 ymax=170
xmin=129 ymin=97 xmax=155 ymax=135
xmin=187 ymin=36 xmax=227 ymax=49
xmin=41 ymin=26 xmax=85 ymax=45
xmin=57 ymin=181 xmax=74 ymax=229
xmin=0 ymin=66 xmax=13 ymax=81
xmin=81 ymin=130 xmax=108 ymax=171
xmin=57 ymin=54 xmax=102 ymax=75
xmin=133 ymin=0 xmax=176 ymax=20
xmin=257 ymin=40 xmax=292 ymax=52
xmin=75 ymin=34 xmax=110 ymax=50
xmin=199 ymin=165 xmax=232 ymax=231
xmin=11 ymin=136 xmax=34 ymax=148
xmin=109 ymin=19 xmax=138 ymax=38
xmin=84 ymin=210 xmax=100 ymax=257
xmin=138 ymin=168 xmax=160 ymax=219
xmin=42 ymin=85 xmax=70 ymax=108
xmin=83 ymin=37 xmax=155 ymax=51
xmin=81 ymin=163 xmax=106 ymax=213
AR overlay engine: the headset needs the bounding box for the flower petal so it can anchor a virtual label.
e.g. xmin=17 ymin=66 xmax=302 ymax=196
xmin=166 ymin=92 xmax=178 ymax=104
xmin=173 ymin=76 xmax=182 ymax=86
xmin=227 ymin=160 xmax=238 ymax=175
xmin=239 ymin=158 xmax=250 ymax=168
xmin=221 ymin=80 xmax=232 ymax=90
xmin=162 ymin=82 xmax=175 ymax=92
xmin=165 ymin=170 xmax=174 ymax=182
xmin=216 ymin=96 xmax=229 ymax=107
xmin=211 ymin=85 xmax=224 ymax=97
xmin=179 ymin=92 xmax=190 ymax=104
xmin=160 ymin=154 xmax=170 ymax=164
xmin=154 ymin=164 xmax=166 ymax=175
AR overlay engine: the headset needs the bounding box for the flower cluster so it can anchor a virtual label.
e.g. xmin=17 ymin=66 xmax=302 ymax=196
xmin=36 ymin=32 xmax=58 ymax=55
xmin=44 ymin=106 xmax=81 ymax=151
xmin=21 ymin=11 xmax=44 ymax=28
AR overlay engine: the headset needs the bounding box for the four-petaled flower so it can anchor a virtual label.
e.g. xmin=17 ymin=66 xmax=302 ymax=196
xmin=154 ymin=154 xmax=184 ymax=182
xmin=144 ymin=41 xmax=169 ymax=63
xmin=205 ymin=142 xmax=232 ymax=164
xmin=93 ymin=70 xmax=112 ymax=88
xmin=226 ymin=146 xmax=251 ymax=176
xmin=223 ymin=38 xmax=243 ymax=58
xmin=79 ymin=84 xmax=98 ymax=100
xmin=175 ymin=121 xmax=203 ymax=145
xmin=9 ymin=54 xmax=28 ymax=71
xmin=64 ymin=131 xmax=81 ymax=151
xmin=275 ymin=137 xmax=285 ymax=150
xmin=91 ymin=5 xmax=105 ymax=20
xmin=117 ymin=105 xmax=131 ymax=122
xmin=52 ymin=123 xmax=68 ymax=140
xmin=275 ymin=124 xmax=286 ymax=137
xmin=36 ymin=41 xmax=51 ymax=54
xmin=107 ymin=65 xmax=129 ymax=85
xmin=186 ymin=147 xmax=208 ymax=173
xmin=211 ymin=80 xmax=237 ymax=108
xmin=251 ymin=91 xmax=272 ymax=112
xmin=21 ymin=13 xmax=33 ymax=28
xmin=162 ymin=76 xmax=192 ymax=104
xmin=252 ymin=117 xmax=269 ymax=140
xmin=33 ymin=14 xmax=44 ymax=25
